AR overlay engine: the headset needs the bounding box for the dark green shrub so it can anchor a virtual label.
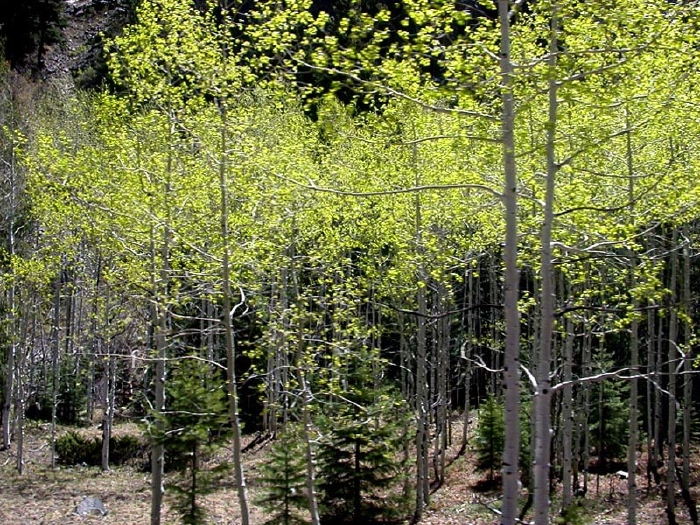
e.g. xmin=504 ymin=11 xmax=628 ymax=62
xmin=55 ymin=431 xmax=100 ymax=465
xmin=55 ymin=430 xmax=144 ymax=466
xmin=111 ymin=434 xmax=142 ymax=465
xmin=556 ymin=499 xmax=591 ymax=525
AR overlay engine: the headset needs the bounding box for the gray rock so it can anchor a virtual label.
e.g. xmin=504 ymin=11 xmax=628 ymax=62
xmin=76 ymin=496 xmax=108 ymax=517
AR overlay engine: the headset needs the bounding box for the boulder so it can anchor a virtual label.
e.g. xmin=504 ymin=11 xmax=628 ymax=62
xmin=75 ymin=496 xmax=108 ymax=517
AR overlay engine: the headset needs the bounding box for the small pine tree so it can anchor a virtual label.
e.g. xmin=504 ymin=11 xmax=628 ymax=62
xmin=149 ymin=357 xmax=230 ymax=525
xmin=474 ymin=394 xmax=505 ymax=480
xmin=315 ymin=348 xmax=411 ymax=524
xmin=257 ymin=426 xmax=309 ymax=525
xmin=474 ymin=394 xmax=532 ymax=485
xmin=590 ymin=379 xmax=629 ymax=469
xmin=317 ymin=397 xmax=409 ymax=523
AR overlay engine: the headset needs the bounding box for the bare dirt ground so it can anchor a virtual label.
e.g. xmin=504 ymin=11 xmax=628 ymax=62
xmin=0 ymin=420 xmax=697 ymax=524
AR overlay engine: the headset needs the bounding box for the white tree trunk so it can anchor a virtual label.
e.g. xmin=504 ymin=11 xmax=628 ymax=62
xmin=666 ymin=228 xmax=679 ymax=525
xmin=414 ymin=247 xmax=429 ymax=521
xmin=50 ymin=276 xmax=61 ymax=469
xmin=681 ymin=239 xmax=698 ymax=523
xmin=218 ymin=103 xmax=251 ymax=525
xmin=2 ymin=292 xmax=14 ymax=451
xmin=561 ymin=319 xmax=574 ymax=509
xmin=149 ymin=229 xmax=168 ymax=525
xmin=101 ymin=354 xmax=114 ymax=472
xmin=149 ymin=116 xmax=175 ymax=525
xmin=499 ymin=1 xmax=521 ymax=523
xmin=533 ymin=6 xmax=559 ymax=524
xmin=293 ymin=319 xmax=321 ymax=525
xmin=1 ymin=73 xmax=19 ymax=453
xmin=625 ymin=108 xmax=639 ymax=525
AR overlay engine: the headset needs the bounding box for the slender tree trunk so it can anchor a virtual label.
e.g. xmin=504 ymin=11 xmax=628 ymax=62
xmin=680 ymin=238 xmax=698 ymax=524
xmin=150 ymin=233 xmax=168 ymax=525
xmin=87 ymin=258 xmax=103 ymax=424
xmin=561 ymin=317 xmax=574 ymax=509
xmin=290 ymin=256 xmax=321 ymax=525
xmin=666 ymin=228 xmax=679 ymax=525
xmin=646 ymin=306 xmax=658 ymax=492
xmin=86 ymin=356 xmax=95 ymax=422
xmin=15 ymin=291 xmax=32 ymax=475
xmin=412 ymin=138 xmax=430 ymax=522
xmin=654 ymin=311 xmax=664 ymax=480
xmin=1 ymin=215 xmax=16 ymax=450
xmin=1 ymin=281 xmax=15 ymax=451
xmin=596 ymin=346 xmax=605 ymax=496
xmin=580 ymin=316 xmax=592 ymax=497
xmin=101 ymin=346 xmax=115 ymax=472
xmin=50 ymin=274 xmax=61 ymax=469
xmin=298 ymin=368 xmax=321 ymax=525
xmin=218 ymin=102 xmax=250 ymax=525
xmin=533 ymin=7 xmax=559 ymax=524
xmin=625 ymin=108 xmax=639 ymax=525
xmin=265 ymin=278 xmax=280 ymax=436
xmin=14 ymin=355 xmax=23 ymax=472
xmin=499 ymin=1 xmax=521 ymax=522
xmin=626 ymin=298 xmax=639 ymax=523
xmin=460 ymin=265 xmax=474 ymax=452
xmin=149 ymin=118 xmax=173 ymax=525
xmin=1 ymin=77 xmax=18 ymax=452
xmin=433 ymin=281 xmax=449 ymax=485
xmin=414 ymin=239 xmax=429 ymax=521
xmin=399 ymin=311 xmax=413 ymax=500
xmin=626 ymin=296 xmax=639 ymax=522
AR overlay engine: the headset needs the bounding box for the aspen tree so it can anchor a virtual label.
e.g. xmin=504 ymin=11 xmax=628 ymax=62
xmin=498 ymin=1 xmax=521 ymax=522
xmin=0 ymin=69 xmax=20 ymax=452
xmin=531 ymin=3 xmax=559 ymax=523
xmin=667 ymin=227 xmax=679 ymax=525
xmin=625 ymin=107 xmax=639 ymax=525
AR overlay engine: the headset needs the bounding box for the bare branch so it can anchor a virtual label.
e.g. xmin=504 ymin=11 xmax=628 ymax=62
xmin=521 ymin=364 xmax=537 ymax=391
xmin=269 ymin=171 xmax=503 ymax=199
xmin=291 ymin=57 xmax=499 ymax=121
xmin=334 ymin=131 xmax=502 ymax=146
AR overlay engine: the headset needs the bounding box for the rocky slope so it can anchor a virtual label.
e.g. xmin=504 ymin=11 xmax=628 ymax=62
xmin=43 ymin=0 xmax=134 ymax=87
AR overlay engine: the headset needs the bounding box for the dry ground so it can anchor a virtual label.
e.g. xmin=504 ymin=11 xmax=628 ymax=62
xmin=1 ymin=420 xmax=697 ymax=524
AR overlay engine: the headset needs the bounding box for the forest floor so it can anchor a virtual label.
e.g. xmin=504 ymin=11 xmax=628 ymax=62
xmin=0 ymin=419 xmax=696 ymax=525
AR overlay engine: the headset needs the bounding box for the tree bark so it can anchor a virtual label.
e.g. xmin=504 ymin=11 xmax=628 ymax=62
xmin=149 ymin=229 xmax=168 ymax=525
xmin=101 ymin=349 xmax=115 ymax=472
xmin=50 ymin=274 xmax=61 ymax=469
xmin=625 ymin=107 xmax=639 ymax=525
xmin=666 ymin=227 xmax=679 ymax=525
xmin=294 ymin=318 xmax=321 ymax=525
xmin=460 ymin=265 xmax=475 ymax=452
xmin=680 ymin=238 xmax=698 ymax=524
xmin=2 ymin=77 xmax=19 ymax=452
xmin=561 ymin=317 xmax=574 ymax=509
xmin=148 ymin=118 xmax=173 ymax=525
xmin=646 ymin=305 xmax=659 ymax=491
xmin=499 ymin=1 xmax=521 ymax=523
xmin=414 ymin=228 xmax=429 ymax=521
xmin=533 ymin=6 xmax=559 ymax=524
xmin=218 ymin=102 xmax=250 ymax=525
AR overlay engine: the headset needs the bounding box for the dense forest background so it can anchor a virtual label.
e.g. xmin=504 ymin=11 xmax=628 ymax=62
xmin=2 ymin=1 xmax=700 ymax=525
